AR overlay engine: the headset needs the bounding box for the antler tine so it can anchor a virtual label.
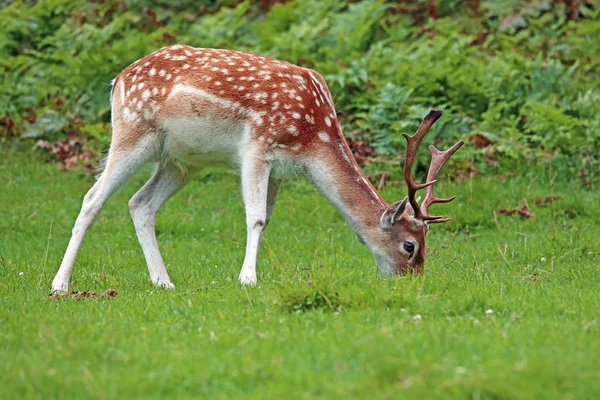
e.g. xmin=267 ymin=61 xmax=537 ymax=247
xmin=402 ymin=110 xmax=443 ymax=219
xmin=419 ymin=140 xmax=465 ymax=220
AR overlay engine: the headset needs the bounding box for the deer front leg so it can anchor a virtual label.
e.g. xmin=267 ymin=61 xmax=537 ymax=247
xmin=238 ymin=147 xmax=271 ymax=285
xmin=265 ymin=177 xmax=282 ymax=227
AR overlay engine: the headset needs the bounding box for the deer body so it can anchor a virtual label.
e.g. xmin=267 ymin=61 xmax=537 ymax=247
xmin=51 ymin=45 xmax=462 ymax=292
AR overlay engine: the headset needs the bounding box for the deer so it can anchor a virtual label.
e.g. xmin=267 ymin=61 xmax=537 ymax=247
xmin=51 ymin=44 xmax=464 ymax=292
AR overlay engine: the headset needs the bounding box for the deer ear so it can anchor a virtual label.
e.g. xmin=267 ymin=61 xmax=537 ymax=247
xmin=380 ymin=197 xmax=408 ymax=230
xmin=403 ymin=196 xmax=421 ymax=216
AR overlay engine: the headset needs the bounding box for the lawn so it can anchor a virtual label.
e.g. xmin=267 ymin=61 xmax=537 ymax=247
xmin=1 ymin=150 xmax=599 ymax=399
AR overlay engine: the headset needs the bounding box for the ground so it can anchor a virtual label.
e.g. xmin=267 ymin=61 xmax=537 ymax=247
xmin=0 ymin=151 xmax=599 ymax=399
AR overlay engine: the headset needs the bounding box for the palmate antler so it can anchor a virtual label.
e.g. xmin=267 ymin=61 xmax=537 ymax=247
xmin=402 ymin=110 xmax=464 ymax=223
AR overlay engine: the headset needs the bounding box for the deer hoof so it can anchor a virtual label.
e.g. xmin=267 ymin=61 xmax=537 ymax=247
xmin=51 ymin=279 xmax=69 ymax=293
xmin=154 ymin=280 xmax=175 ymax=290
xmin=239 ymin=273 xmax=257 ymax=286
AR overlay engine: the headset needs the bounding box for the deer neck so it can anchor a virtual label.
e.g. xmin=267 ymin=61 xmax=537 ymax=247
xmin=305 ymin=142 xmax=387 ymax=246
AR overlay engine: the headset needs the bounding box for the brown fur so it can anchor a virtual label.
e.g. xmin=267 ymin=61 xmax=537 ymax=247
xmin=111 ymin=45 xmax=340 ymax=153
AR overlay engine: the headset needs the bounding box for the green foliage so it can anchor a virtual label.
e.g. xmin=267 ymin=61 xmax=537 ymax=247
xmin=1 ymin=0 xmax=599 ymax=173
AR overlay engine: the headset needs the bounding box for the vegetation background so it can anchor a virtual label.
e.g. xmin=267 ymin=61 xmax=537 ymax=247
xmin=1 ymin=0 xmax=599 ymax=399
xmin=1 ymin=0 xmax=599 ymax=179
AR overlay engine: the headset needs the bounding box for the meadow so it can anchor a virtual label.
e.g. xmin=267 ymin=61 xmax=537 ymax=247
xmin=1 ymin=1 xmax=599 ymax=398
xmin=1 ymin=150 xmax=599 ymax=399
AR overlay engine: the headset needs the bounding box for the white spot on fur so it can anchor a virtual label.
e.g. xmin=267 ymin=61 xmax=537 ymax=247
xmin=318 ymin=132 xmax=330 ymax=142
xmin=325 ymin=116 xmax=332 ymax=127
xmin=291 ymin=112 xmax=301 ymax=119
xmin=305 ymin=114 xmax=315 ymax=124
xmin=159 ymin=70 xmax=166 ymax=77
xmin=149 ymin=68 xmax=156 ymax=76
xmin=166 ymin=74 xmax=172 ymax=81
xmin=287 ymin=126 xmax=298 ymax=135
xmin=142 ymin=90 xmax=151 ymax=101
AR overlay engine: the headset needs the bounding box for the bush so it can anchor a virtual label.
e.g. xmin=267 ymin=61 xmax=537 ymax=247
xmin=1 ymin=0 xmax=598 ymax=176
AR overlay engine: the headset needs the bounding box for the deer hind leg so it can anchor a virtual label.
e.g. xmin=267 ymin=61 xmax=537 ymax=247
xmin=238 ymin=146 xmax=271 ymax=285
xmin=128 ymin=164 xmax=188 ymax=289
xmin=51 ymin=142 xmax=155 ymax=293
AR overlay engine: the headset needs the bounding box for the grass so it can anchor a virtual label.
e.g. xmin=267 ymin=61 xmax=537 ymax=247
xmin=0 ymin=149 xmax=599 ymax=399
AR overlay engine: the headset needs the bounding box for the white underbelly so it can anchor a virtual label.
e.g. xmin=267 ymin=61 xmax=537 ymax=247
xmin=162 ymin=116 xmax=247 ymax=167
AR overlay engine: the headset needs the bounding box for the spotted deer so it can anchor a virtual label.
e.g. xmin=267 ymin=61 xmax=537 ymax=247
xmin=51 ymin=45 xmax=464 ymax=292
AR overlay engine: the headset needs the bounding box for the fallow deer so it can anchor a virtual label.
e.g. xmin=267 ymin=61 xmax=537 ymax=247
xmin=51 ymin=45 xmax=463 ymax=292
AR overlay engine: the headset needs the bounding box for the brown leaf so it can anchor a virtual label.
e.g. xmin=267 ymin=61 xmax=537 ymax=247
xmin=524 ymin=273 xmax=538 ymax=281
xmin=498 ymin=200 xmax=531 ymax=219
xmin=1 ymin=116 xmax=17 ymax=136
xmin=49 ymin=288 xmax=117 ymax=299
xmin=22 ymin=108 xmax=37 ymax=124
xmin=102 ymin=288 xmax=118 ymax=297
xmin=162 ymin=32 xmax=177 ymax=43
xmin=34 ymin=134 xmax=98 ymax=173
xmin=581 ymin=169 xmax=593 ymax=189
xmin=468 ymin=133 xmax=494 ymax=148
xmin=535 ymin=196 xmax=561 ymax=206
xmin=145 ymin=9 xmax=163 ymax=29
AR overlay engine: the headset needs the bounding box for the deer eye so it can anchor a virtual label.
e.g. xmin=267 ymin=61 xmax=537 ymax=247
xmin=403 ymin=241 xmax=415 ymax=253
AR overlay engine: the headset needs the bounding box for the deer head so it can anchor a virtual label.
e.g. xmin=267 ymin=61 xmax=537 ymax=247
xmin=374 ymin=110 xmax=464 ymax=275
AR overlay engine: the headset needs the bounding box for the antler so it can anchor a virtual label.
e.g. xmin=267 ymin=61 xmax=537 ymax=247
xmin=420 ymin=141 xmax=464 ymax=223
xmin=402 ymin=110 xmax=443 ymax=220
xmin=402 ymin=110 xmax=464 ymax=223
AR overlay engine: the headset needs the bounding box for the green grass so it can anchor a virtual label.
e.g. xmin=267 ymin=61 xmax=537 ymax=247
xmin=1 ymin=150 xmax=599 ymax=399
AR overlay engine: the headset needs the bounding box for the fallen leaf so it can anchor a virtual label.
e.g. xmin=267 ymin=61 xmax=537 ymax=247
xmin=468 ymin=133 xmax=494 ymax=148
xmin=498 ymin=200 xmax=531 ymax=219
xmin=48 ymin=288 xmax=117 ymax=299
xmin=535 ymin=196 xmax=561 ymax=206
xmin=580 ymin=169 xmax=593 ymax=189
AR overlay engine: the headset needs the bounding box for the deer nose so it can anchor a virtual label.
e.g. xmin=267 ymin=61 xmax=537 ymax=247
xmin=403 ymin=241 xmax=415 ymax=253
